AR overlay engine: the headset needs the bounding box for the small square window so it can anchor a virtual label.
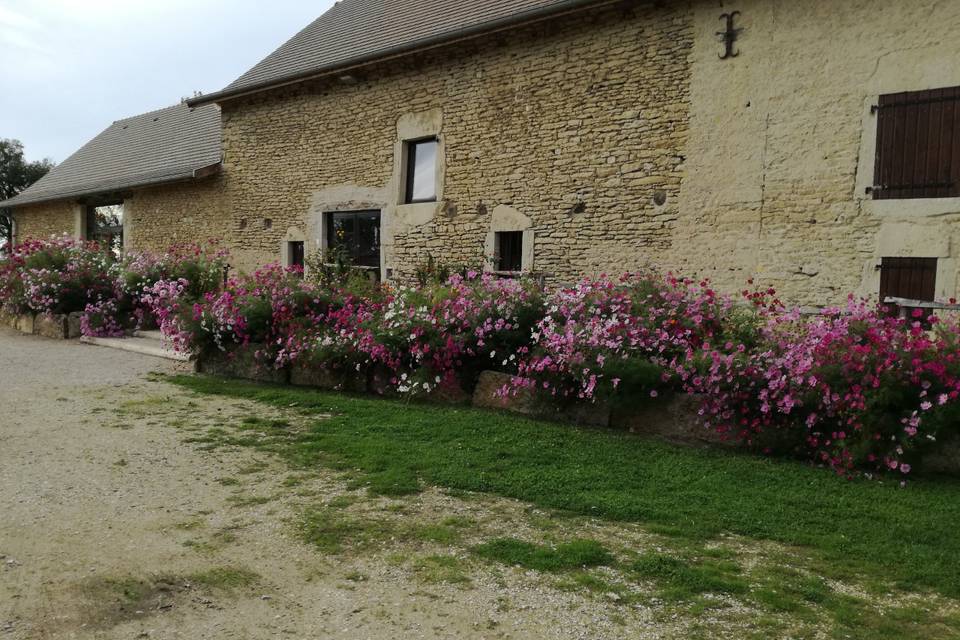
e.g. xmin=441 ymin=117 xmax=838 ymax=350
xmin=288 ymin=241 xmax=305 ymax=272
xmin=495 ymin=231 xmax=524 ymax=273
xmin=404 ymin=138 xmax=438 ymax=204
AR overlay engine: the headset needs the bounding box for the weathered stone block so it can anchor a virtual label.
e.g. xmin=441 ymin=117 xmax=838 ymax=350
xmin=198 ymin=348 xmax=289 ymax=385
xmin=472 ymin=370 xmax=609 ymax=427
xmin=290 ymin=362 xmax=366 ymax=393
xmin=15 ymin=314 xmax=34 ymax=335
xmin=920 ymin=434 xmax=960 ymax=477
xmin=67 ymin=312 xmax=84 ymax=339
xmin=34 ymin=314 xmax=68 ymax=340
xmin=424 ymin=379 xmax=472 ymax=406
xmin=472 ymin=370 xmax=539 ymax=413
xmin=610 ymin=394 xmax=730 ymax=446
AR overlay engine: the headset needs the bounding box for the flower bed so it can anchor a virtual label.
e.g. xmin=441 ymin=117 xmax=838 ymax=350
xmin=0 ymin=235 xmax=228 ymax=340
xmin=5 ymin=237 xmax=960 ymax=478
xmin=159 ymin=268 xmax=959 ymax=478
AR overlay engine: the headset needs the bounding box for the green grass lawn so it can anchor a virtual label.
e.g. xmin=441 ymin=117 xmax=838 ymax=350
xmin=168 ymin=374 xmax=960 ymax=600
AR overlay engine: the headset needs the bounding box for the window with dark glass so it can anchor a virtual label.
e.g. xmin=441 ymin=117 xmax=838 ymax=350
xmin=325 ymin=210 xmax=381 ymax=270
xmin=404 ymin=138 xmax=438 ymax=204
xmin=495 ymin=231 xmax=523 ymax=273
xmin=872 ymin=86 xmax=960 ymax=199
xmin=86 ymin=204 xmax=123 ymax=258
xmin=288 ymin=241 xmax=305 ymax=271
xmin=2 ymin=214 xmax=12 ymax=255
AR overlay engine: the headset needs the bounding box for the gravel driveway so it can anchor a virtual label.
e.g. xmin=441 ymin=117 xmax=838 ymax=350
xmin=0 ymin=328 xmax=676 ymax=640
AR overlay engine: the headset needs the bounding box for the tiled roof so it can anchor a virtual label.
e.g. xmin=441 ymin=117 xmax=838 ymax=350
xmin=2 ymin=103 xmax=222 ymax=208
xmin=192 ymin=0 xmax=603 ymax=104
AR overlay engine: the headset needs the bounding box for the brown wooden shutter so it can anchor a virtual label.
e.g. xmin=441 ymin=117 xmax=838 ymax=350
xmin=873 ymin=87 xmax=960 ymax=199
xmin=878 ymin=257 xmax=938 ymax=318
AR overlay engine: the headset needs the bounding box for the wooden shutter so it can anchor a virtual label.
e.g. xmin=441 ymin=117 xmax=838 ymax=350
xmin=873 ymin=87 xmax=960 ymax=199
xmin=878 ymin=257 xmax=937 ymax=317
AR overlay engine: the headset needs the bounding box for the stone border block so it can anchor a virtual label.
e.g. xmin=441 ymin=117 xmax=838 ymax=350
xmin=471 ymin=370 xmax=610 ymax=427
xmin=34 ymin=314 xmax=69 ymax=340
xmin=198 ymin=348 xmax=289 ymax=385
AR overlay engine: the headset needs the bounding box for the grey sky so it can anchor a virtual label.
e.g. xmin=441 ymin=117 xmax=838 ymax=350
xmin=0 ymin=0 xmax=335 ymax=164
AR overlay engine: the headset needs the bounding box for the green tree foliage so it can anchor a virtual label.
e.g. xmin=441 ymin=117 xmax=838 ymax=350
xmin=0 ymin=139 xmax=55 ymax=253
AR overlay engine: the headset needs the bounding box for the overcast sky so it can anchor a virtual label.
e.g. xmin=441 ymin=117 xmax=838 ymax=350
xmin=0 ymin=0 xmax=335 ymax=164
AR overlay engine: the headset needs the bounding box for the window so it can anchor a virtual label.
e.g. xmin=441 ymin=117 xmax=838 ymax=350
xmin=495 ymin=231 xmax=524 ymax=273
xmin=325 ymin=210 xmax=381 ymax=271
xmin=872 ymin=86 xmax=960 ymax=199
xmin=1 ymin=214 xmax=12 ymax=255
xmin=86 ymin=204 xmax=123 ymax=258
xmin=879 ymin=257 xmax=937 ymax=320
xmin=404 ymin=138 xmax=438 ymax=203
xmin=288 ymin=241 xmax=305 ymax=272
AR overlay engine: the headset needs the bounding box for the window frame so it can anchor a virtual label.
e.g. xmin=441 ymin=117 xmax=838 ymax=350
xmin=288 ymin=240 xmax=305 ymax=272
xmin=494 ymin=230 xmax=524 ymax=273
xmin=403 ymin=137 xmax=439 ymax=205
xmin=85 ymin=202 xmax=124 ymax=259
xmin=324 ymin=209 xmax=382 ymax=275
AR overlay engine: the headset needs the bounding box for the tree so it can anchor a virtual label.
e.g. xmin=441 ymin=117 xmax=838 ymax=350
xmin=0 ymin=139 xmax=55 ymax=253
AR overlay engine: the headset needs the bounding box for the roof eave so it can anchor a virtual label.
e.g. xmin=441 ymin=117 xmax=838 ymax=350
xmin=188 ymin=0 xmax=612 ymax=107
xmin=0 ymin=161 xmax=222 ymax=210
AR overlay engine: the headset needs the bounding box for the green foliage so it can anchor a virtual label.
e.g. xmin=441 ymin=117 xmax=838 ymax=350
xmin=304 ymin=246 xmax=384 ymax=300
xmin=629 ymin=553 xmax=749 ymax=600
xmin=187 ymin=567 xmax=259 ymax=590
xmin=365 ymin=467 xmax=421 ymax=496
xmin=169 ymin=374 xmax=960 ymax=597
xmin=472 ymin=538 xmax=613 ymax=572
xmin=413 ymin=253 xmax=483 ymax=287
xmin=0 ymin=138 xmax=54 ymax=252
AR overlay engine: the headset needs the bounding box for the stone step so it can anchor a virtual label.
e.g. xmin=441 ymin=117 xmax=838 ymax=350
xmin=80 ymin=334 xmax=192 ymax=362
xmin=136 ymin=329 xmax=164 ymax=341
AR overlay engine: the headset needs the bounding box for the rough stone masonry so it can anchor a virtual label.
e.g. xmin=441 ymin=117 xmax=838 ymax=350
xmin=12 ymin=0 xmax=960 ymax=308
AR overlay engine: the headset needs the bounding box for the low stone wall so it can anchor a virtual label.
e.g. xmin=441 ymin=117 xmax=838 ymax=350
xmin=290 ymin=362 xmax=366 ymax=393
xmin=1 ymin=312 xmax=81 ymax=339
xmin=471 ymin=370 xmax=610 ymax=427
xmin=195 ymin=354 xmax=959 ymax=476
xmin=197 ymin=349 xmax=289 ymax=385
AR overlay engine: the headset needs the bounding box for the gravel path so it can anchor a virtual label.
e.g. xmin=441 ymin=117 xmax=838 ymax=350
xmin=0 ymin=328 xmax=677 ymax=640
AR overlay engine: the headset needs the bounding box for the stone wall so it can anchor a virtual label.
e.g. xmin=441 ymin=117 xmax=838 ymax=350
xmin=14 ymin=0 xmax=960 ymax=309
xmin=9 ymin=176 xmax=230 ymax=256
xmin=13 ymin=201 xmax=77 ymax=242
xmin=219 ymin=2 xmax=693 ymax=281
xmin=671 ymin=0 xmax=960 ymax=307
xmin=124 ymin=177 xmax=231 ymax=254
xmin=220 ymin=0 xmax=960 ymax=305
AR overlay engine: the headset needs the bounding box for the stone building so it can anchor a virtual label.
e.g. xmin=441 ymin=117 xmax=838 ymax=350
xmin=5 ymin=0 xmax=960 ymax=308
xmin=1 ymin=103 xmax=226 ymax=256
